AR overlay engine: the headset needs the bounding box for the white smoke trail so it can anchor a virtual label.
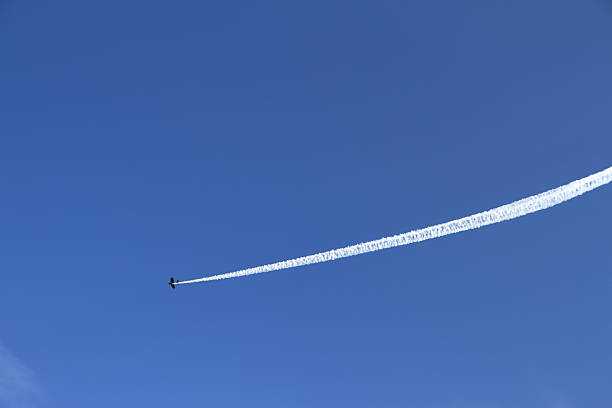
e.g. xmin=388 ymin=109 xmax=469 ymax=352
xmin=178 ymin=166 xmax=612 ymax=285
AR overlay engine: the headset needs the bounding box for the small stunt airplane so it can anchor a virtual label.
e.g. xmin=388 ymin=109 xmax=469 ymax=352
xmin=168 ymin=277 xmax=180 ymax=289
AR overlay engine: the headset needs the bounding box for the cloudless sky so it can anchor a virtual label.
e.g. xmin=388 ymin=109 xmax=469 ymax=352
xmin=1 ymin=0 xmax=611 ymax=406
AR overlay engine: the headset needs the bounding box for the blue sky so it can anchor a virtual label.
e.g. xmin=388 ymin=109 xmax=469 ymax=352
xmin=1 ymin=0 xmax=611 ymax=406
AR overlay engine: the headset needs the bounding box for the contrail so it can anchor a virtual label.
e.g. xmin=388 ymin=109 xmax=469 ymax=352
xmin=178 ymin=166 xmax=612 ymax=285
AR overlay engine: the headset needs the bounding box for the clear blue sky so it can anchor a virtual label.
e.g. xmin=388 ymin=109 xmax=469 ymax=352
xmin=1 ymin=1 xmax=611 ymax=407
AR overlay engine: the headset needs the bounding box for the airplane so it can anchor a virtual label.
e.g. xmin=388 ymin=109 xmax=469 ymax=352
xmin=168 ymin=277 xmax=180 ymax=289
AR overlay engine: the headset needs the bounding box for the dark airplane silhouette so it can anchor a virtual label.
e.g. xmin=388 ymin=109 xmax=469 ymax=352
xmin=168 ymin=277 xmax=180 ymax=288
